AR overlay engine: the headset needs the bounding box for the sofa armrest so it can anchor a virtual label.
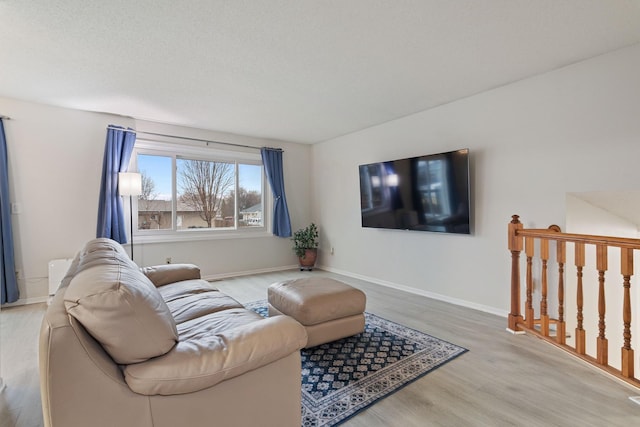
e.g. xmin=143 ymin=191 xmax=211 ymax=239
xmin=123 ymin=315 xmax=307 ymax=395
xmin=141 ymin=264 xmax=201 ymax=287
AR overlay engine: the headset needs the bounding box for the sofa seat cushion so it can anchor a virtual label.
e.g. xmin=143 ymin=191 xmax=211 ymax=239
xmin=64 ymin=257 xmax=178 ymax=365
xmin=123 ymin=309 xmax=308 ymax=395
xmin=158 ymin=279 xmax=243 ymax=324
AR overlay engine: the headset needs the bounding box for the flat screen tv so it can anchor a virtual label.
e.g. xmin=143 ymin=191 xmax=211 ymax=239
xmin=359 ymin=148 xmax=470 ymax=234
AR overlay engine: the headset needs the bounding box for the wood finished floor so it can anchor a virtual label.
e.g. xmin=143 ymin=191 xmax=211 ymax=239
xmin=1 ymin=269 xmax=640 ymax=427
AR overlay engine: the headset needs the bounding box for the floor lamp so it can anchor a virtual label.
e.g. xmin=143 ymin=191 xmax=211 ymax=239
xmin=0 ymin=301 xmax=4 ymax=392
xmin=119 ymin=172 xmax=142 ymax=262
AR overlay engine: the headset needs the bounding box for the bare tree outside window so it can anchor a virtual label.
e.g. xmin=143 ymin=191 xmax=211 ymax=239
xmin=139 ymin=172 xmax=157 ymax=209
xmin=178 ymin=159 xmax=234 ymax=228
xmin=135 ymin=152 xmax=262 ymax=233
xmin=136 ymin=155 xmax=174 ymax=230
xmin=222 ymin=188 xmax=261 ymax=217
xmin=138 ymin=172 xmax=162 ymax=229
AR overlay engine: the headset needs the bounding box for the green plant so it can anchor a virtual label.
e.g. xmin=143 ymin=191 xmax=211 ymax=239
xmin=292 ymin=223 xmax=319 ymax=258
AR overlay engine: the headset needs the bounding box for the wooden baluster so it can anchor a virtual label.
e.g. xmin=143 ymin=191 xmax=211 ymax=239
xmin=575 ymin=242 xmax=586 ymax=354
xmin=596 ymin=244 xmax=608 ymax=365
xmin=508 ymin=215 xmax=524 ymax=332
xmin=540 ymin=238 xmax=550 ymax=336
xmin=556 ymin=240 xmax=566 ymax=344
xmin=621 ymin=247 xmax=634 ymax=379
xmin=525 ymin=236 xmax=535 ymax=329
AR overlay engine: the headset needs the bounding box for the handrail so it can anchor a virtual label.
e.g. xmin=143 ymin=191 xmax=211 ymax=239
xmin=518 ymin=228 xmax=640 ymax=249
xmin=508 ymin=214 xmax=639 ymax=388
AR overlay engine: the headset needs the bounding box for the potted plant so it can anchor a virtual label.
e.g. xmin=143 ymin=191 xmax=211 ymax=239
xmin=292 ymin=223 xmax=319 ymax=270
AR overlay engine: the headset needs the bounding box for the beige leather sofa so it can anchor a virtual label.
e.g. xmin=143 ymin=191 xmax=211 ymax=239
xmin=39 ymin=238 xmax=307 ymax=427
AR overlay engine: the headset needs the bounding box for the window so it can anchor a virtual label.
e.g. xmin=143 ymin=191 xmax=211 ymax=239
xmin=359 ymin=163 xmax=391 ymax=213
xmin=132 ymin=140 xmax=267 ymax=241
xmin=416 ymin=157 xmax=451 ymax=219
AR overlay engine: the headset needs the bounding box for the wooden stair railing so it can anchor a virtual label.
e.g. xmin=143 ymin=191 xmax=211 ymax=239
xmin=508 ymin=214 xmax=639 ymax=387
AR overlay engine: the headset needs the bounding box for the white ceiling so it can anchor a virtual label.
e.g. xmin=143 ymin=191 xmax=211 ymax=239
xmin=1 ymin=1 xmax=640 ymax=144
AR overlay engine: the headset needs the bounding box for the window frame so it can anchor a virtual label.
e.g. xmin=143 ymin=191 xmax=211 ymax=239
xmin=130 ymin=139 xmax=271 ymax=244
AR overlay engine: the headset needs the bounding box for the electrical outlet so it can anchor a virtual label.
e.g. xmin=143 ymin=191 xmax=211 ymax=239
xmin=165 ymin=257 xmax=172 ymax=264
xmin=330 ymin=247 xmax=335 ymax=255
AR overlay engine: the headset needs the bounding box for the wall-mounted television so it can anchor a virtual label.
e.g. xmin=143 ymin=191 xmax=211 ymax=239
xmin=359 ymin=148 xmax=470 ymax=234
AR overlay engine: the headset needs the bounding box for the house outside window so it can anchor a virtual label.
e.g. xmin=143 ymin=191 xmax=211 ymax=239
xmin=240 ymin=203 xmax=262 ymax=225
xmin=131 ymin=140 xmax=268 ymax=242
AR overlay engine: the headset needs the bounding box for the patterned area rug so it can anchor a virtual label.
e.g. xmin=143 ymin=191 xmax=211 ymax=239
xmin=245 ymin=300 xmax=468 ymax=426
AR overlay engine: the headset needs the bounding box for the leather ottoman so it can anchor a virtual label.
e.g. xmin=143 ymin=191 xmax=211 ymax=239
xmin=268 ymin=277 xmax=366 ymax=348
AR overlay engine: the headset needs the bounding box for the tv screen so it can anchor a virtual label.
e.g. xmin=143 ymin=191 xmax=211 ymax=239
xmin=359 ymin=148 xmax=470 ymax=234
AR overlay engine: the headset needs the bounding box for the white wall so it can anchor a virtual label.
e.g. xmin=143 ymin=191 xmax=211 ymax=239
xmin=312 ymin=43 xmax=640 ymax=316
xmin=4 ymin=44 xmax=640 ymax=311
xmin=565 ymin=194 xmax=640 ymax=374
xmin=0 ymin=97 xmax=311 ymax=304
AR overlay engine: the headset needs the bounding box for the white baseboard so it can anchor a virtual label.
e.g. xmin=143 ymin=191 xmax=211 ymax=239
xmin=10 ymin=264 xmax=509 ymax=319
xmin=204 ymin=264 xmax=298 ymax=282
xmin=6 ymin=266 xmax=300 ymax=306
xmin=2 ymin=296 xmax=49 ymax=307
xmin=318 ymin=264 xmax=509 ymax=318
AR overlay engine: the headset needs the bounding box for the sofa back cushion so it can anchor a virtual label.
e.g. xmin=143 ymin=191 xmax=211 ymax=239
xmin=64 ymin=243 xmax=178 ymax=365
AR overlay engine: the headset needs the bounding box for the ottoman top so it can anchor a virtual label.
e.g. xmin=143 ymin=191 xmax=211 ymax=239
xmin=268 ymin=277 xmax=366 ymax=326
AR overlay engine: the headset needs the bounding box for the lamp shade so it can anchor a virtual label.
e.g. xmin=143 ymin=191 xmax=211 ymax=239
xmin=119 ymin=172 xmax=142 ymax=197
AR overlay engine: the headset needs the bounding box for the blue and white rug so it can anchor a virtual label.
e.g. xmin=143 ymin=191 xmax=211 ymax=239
xmin=245 ymin=301 xmax=468 ymax=426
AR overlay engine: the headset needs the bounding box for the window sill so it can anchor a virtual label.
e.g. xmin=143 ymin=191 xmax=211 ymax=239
xmin=134 ymin=228 xmax=274 ymax=244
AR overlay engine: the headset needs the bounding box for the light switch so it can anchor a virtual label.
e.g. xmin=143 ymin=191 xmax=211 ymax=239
xmin=11 ymin=203 xmax=21 ymax=214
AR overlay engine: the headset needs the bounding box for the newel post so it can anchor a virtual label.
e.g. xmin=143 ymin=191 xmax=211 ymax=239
xmin=508 ymin=215 xmax=524 ymax=332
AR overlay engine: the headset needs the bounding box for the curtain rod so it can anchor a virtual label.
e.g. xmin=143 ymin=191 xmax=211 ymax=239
xmin=106 ymin=126 xmax=282 ymax=151
xmin=139 ymin=130 xmax=264 ymax=151
xmin=0 ymin=115 xmax=11 ymax=120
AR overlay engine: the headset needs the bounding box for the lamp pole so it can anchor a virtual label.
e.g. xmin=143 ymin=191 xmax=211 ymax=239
xmin=128 ymin=194 xmax=135 ymax=261
xmin=0 ymin=301 xmax=4 ymax=392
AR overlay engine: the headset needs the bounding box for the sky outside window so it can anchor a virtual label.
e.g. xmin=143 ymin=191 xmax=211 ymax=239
xmin=138 ymin=154 xmax=173 ymax=200
xmin=138 ymin=155 xmax=262 ymax=198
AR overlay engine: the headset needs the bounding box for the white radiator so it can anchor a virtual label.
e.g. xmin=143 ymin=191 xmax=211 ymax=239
xmin=48 ymin=258 xmax=73 ymax=295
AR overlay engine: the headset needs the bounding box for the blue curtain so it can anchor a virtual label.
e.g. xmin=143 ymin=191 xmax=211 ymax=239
xmin=96 ymin=126 xmax=136 ymax=243
xmin=0 ymin=118 xmax=18 ymax=304
xmin=261 ymin=147 xmax=292 ymax=237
